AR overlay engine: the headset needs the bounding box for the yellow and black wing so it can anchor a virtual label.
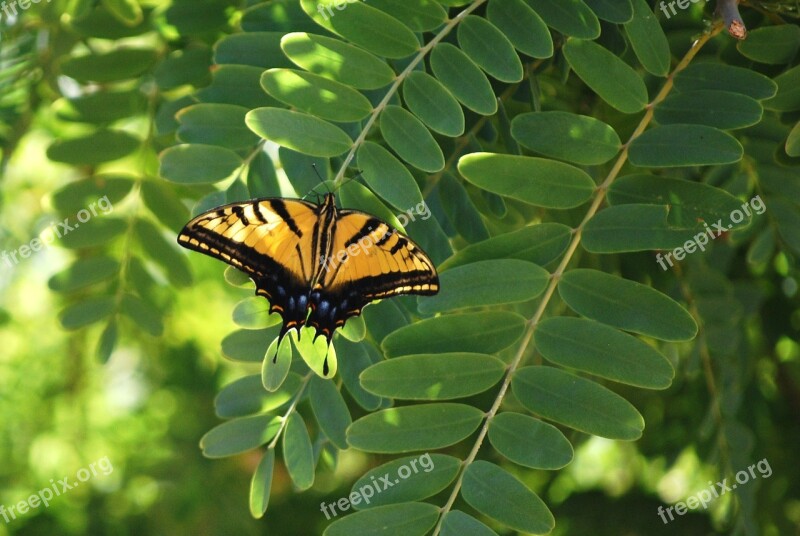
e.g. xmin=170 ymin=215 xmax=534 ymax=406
xmin=307 ymin=210 xmax=439 ymax=342
xmin=177 ymin=198 xmax=320 ymax=338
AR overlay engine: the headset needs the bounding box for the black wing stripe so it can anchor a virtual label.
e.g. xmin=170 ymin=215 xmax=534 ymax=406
xmin=231 ymin=205 xmax=250 ymax=226
xmin=269 ymin=199 xmax=303 ymax=237
xmin=375 ymin=230 xmax=394 ymax=247
xmin=389 ymin=236 xmax=408 ymax=255
xmin=345 ymin=218 xmax=382 ymax=247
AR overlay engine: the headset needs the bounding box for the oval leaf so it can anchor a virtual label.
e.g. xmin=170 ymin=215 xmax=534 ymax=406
xmin=512 ymin=366 xmax=644 ymax=440
xmin=418 ymin=259 xmax=549 ymax=314
xmin=360 ymin=353 xmax=506 ymax=400
xmin=347 ymin=403 xmax=483 ymax=453
xmin=558 ymin=268 xmax=698 ymax=341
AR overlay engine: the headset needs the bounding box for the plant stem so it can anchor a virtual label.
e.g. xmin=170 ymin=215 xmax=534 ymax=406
xmin=267 ymin=372 xmax=313 ymax=449
xmin=332 ymin=0 xmax=490 ymax=187
xmin=430 ymin=23 xmax=724 ymax=535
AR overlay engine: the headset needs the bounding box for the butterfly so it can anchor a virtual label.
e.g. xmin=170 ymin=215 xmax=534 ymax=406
xmin=177 ymin=193 xmax=439 ymax=374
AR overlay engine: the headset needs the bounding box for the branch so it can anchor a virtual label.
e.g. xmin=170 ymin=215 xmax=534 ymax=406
xmin=718 ymin=0 xmax=747 ymax=39
xmin=430 ymin=21 xmax=725 ymax=536
xmin=332 ymin=0 xmax=490 ymax=186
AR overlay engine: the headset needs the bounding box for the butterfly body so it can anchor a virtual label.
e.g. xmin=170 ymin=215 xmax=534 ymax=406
xmin=178 ymin=193 xmax=439 ymax=364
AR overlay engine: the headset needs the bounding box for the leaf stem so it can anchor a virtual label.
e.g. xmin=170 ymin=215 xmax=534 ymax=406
xmin=332 ymin=0 xmax=490 ymax=187
xmin=430 ymin=23 xmax=723 ymax=535
xmin=267 ymin=372 xmax=314 ymax=449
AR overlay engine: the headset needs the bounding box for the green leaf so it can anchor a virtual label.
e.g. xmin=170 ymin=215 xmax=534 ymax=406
xmin=96 ymin=319 xmax=118 ymax=363
xmin=281 ymin=32 xmax=396 ymax=90
xmin=457 ymin=16 xmax=523 ymax=82
xmin=154 ymin=47 xmax=213 ymax=90
xmin=512 ymin=366 xmax=644 ymax=440
xmin=54 ymin=89 xmax=147 ymax=124
xmin=418 ymin=259 xmax=549 ymax=314
xmin=51 ymin=174 xmax=134 ymax=214
xmin=200 ymin=414 xmax=282 ymax=458
xmin=402 ymin=72 xmax=465 ymax=137
xmin=215 ymin=32 xmax=292 ymax=69
xmin=293 ymin=328 xmax=337 ymax=379
xmin=765 ymin=65 xmax=800 ymax=112
xmin=176 ymin=104 xmax=259 ymax=150
xmin=462 ymin=461 xmax=555 ymax=534
xmin=655 ymin=90 xmax=762 ymax=130
xmin=120 ymin=294 xmax=163 ymax=336
xmin=350 ymin=454 xmax=461 ymax=509
xmin=430 ymin=43 xmax=497 ymax=115
xmin=48 ymin=257 xmax=119 ymax=293
xmin=787 ymin=121 xmax=800 ymax=157
xmin=360 ymin=353 xmax=505 ymax=400
xmin=340 ymin=315 xmax=367 ymax=342
xmin=439 ymin=223 xmax=572 ymax=271
xmin=70 ymin=4 xmax=149 ymax=38
xmin=323 ymin=503 xmax=439 ymax=536
xmin=101 ymin=0 xmax=143 ymax=24
xmin=608 ymin=174 xmax=748 ymax=223
xmin=458 ymin=153 xmax=595 ymax=208
xmin=367 ymin=0 xmax=448 ymax=32
xmin=262 ymin=337 xmax=295 ymax=391
xmin=339 ymin=180 xmax=405 ymax=230
xmin=382 ymin=311 xmax=526 ymax=356
xmin=511 ymin=111 xmax=621 ymax=165
xmin=771 ymin=198 xmax=800 ymax=255
xmin=357 ymin=142 xmax=423 ymax=210
xmin=232 ymin=297 xmax=281 ymax=330
xmin=134 ymin=218 xmax=193 ymax=287
xmin=563 ymin=38 xmax=648 ymax=113
xmin=246 ymin=108 xmax=353 ymax=157
xmin=223 ymin=328 xmax=279 ymax=362
xmin=47 ymin=130 xmax=140 ymax=165
xmin=347 ymin=403 xmax=484 ymax=453
xmin=216 ymin=373 xmax=302 ymax=418
xmin=58 ymin=218 xmax=127 ymax=249
xmin=335 ymin=338 xmax=384 ymax=410
xmin=250 ymin=449 xmax=275 ymax=518
xmin=628 ymin=125 xmax=743 ymax=167
xmin=196 ymin=65 xmax=279 ymax=109
xmin=736 ymin=25 xmax=800 ymax=65
xmin=283 ymin=413 xmax=315 ymax=490
xmin=441 ymin=510 xmax=499 ymax=536
xmin=299 ymin=0 xmax=419 ymax=59
xmin=674 ymin=63 xmax=777 ymax=100
xmin=380 ymin=105 xmax=444 ymax=172
xmin=242 ymin=0 xmax=319 ymax=32
xmin=623 ymin=0 xmax=670 ymax=77
xmin=261 ymin=69 xmax=373 ymax=122
xmin=487 ymin=0 xmax=553 ymax=59
xmin=140 ymin=181 xmax=190 ymax=233
xmin=309 ymin=375 xmax=352 ymax=449
xmin=525 ymin=0 xmax=600 ymax=38
xmin=558 ymin=268 xmax=698 ymax=341
xmin=584 ymin=0 xmax=633 ymax=22
xmin=58 ymin=296 xmax=115 ymax=330
xmin=536 ymin=317 xmax=674 ymax=388
xmin=488 ymin=412 xmax=573 ymax=469
xmin=60 ymin=48 xmax=157 ymax=83
xmin=160 ymin=144 xmax=243 ymax=184
xmin=583 ymin=204 xmax=698 ymax=252
xmin=438 ymin=173 xmax=489 ymax=243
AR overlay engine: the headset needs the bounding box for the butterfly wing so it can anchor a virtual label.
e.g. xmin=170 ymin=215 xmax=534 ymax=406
xmin=307 ymin=210 xmax=439 ymax=342
xmin=177 ymin=198 xmax=320 ymax=339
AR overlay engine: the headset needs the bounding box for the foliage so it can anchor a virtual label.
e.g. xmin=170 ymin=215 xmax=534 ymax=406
xmin=1 ymin=0 xmax=799 ymax=535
